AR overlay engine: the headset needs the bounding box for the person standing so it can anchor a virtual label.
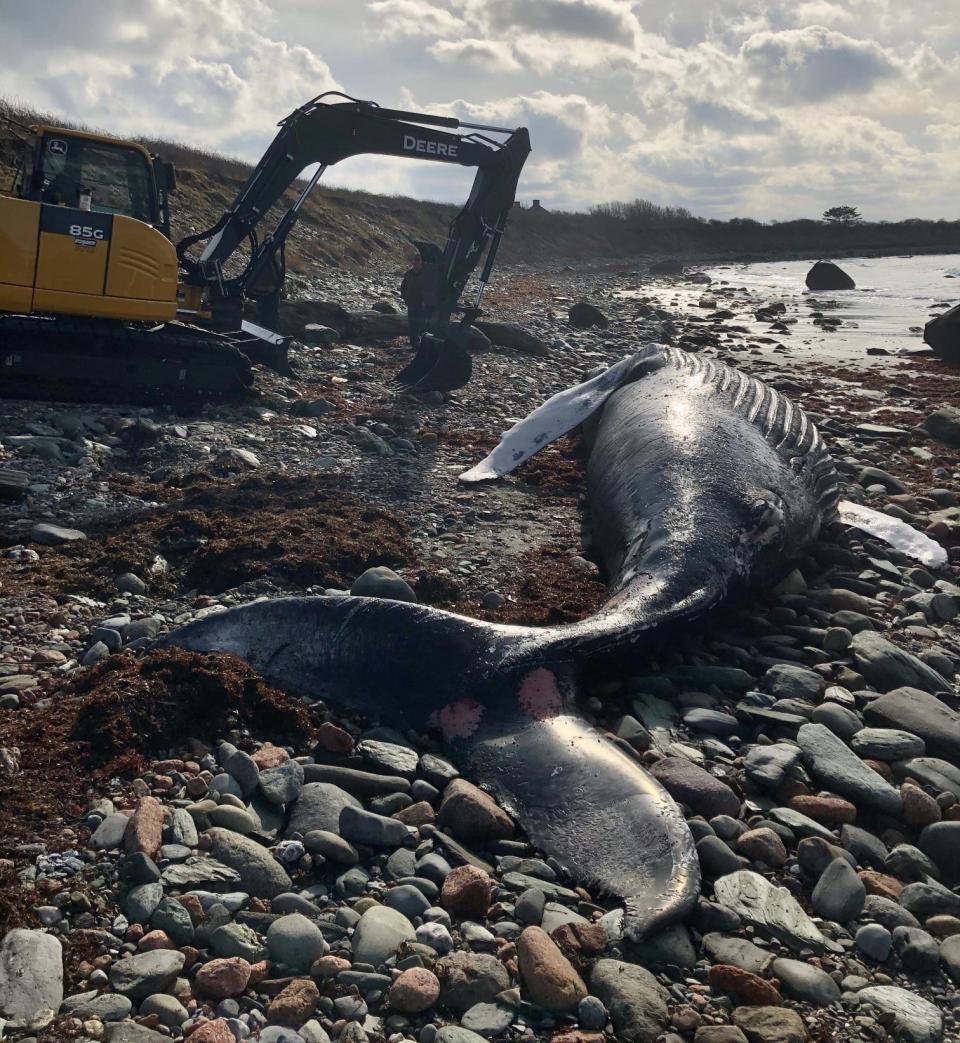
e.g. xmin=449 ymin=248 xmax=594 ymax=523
xmin=400 ymin=243 xmax=439 ymax=349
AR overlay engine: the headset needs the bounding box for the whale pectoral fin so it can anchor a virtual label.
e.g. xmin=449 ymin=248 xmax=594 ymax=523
xmin=466 ymin=711 xmax=700 ymax=940
xmin=459 ymin=348 xmax=659 ymax=482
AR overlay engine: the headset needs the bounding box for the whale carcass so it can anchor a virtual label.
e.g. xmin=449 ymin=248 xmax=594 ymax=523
xmin=160 ymin=344 xmax=840 ymax=939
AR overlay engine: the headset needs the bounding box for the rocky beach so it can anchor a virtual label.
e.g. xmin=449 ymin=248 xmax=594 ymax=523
xmin=4 ymin=256 xmax=960 ymax=1043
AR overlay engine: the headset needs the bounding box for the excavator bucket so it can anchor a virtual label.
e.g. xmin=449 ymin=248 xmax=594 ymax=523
xmin=236 ymin=320 xmax=293 ymax=376
xmin=395 ymin=331 xmax=472 ymax=393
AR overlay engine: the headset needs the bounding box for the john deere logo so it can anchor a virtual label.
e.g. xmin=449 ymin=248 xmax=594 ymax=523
xmin=47 ymin=138 xmax=68 ymax=156
xmin=403 ymin=134 xmax=458 ymax=159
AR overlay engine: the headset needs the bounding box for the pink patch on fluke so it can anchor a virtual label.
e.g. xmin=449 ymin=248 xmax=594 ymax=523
xmin=435 ymin=698 xmax=484 ymax=741
xmin=519 ymin=667 xmax=563 ymax=720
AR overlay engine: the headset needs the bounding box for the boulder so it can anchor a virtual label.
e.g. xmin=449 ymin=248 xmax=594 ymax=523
xmin=919 ymin=822 xmax=960 ymax=883
xmin=865 ymin=688 xmax=960 ymax=763
xmin=388 ymin=967 xmax=440 ymax=1014
xmin=30 ymin=522 xmax=86 ymax=545
xmin=350 ymin=566 xmax=417 ymax=603
xmin=857 ymin=986 xmax=942 ymax=1043
xmin=922 ymin=404 xmax=960 ymax=446
xmin=805 ymin=261 xmax=855 ymax=291
xmin=108 ymin=950 xmax=185 ymax=1001
xmin=568 ymin=302 xmax=609 ymax=329
xmin=286 ymin=783 xmax=361 ymax=837
xmin=714 ymin=871 xmax=836 ymax=952
xmin=0 ymin=470 xmax=29 ymax=501
xmin=438 ymin=778 xmax=514 ymax=843
xmin=436 ymin=950 xmax=511 ymax=1012
xmin=204 ymin=828 xmax=292 ymax=898
xmin=589 ymin=959 xmax=669 ymax=1042
xmin=267 ymin=978 xmax=320 ymax=1027
xmin=796 ymin=723 xmax=901 ymax=815
xmin=850 ymin=634 xmax=952 ymax=695
xmin=923 ymin=303 xmax=960 ymax=365
xmin=474 ymin=321 xmax=549 ymax=356
xmin=732 ymin=1007 xmax=807 ymax=1043
xmin=0 ymin=928 xmax=63 ymax=1020
xmin=351 ymin=906 xmax=416 ymax=967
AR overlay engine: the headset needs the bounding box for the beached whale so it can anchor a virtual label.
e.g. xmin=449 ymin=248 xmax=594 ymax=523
xmin=160 ymin=344 xmax=840 ymax=939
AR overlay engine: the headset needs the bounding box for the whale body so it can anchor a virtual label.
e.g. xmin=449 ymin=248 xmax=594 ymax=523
xmin=161 ymin=345 xmax=840 ymax=939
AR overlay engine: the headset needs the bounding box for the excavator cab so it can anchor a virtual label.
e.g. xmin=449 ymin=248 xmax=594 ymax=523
xmin=12 ymin=127 xmax=175 ymax=237
xmin=0 ymin=125 xmax=181 ymax=328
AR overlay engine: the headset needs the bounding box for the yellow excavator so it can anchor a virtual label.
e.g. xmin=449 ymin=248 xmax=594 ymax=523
xmin=0 ymin=92 xmax=530 ymax=400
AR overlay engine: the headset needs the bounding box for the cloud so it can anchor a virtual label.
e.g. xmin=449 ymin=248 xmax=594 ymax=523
xmin=684 ymin=98 xmax=780 ymax=135
xmin=486 ymin=0 xmax=637 ymax=44
xmin=741 ymin=25 xmax=899 ymax=102
xmin=0 ymin=0 xmax=340 ymax=151
xmin=365 ymin=0 xmax=463 ymax=37
xmin=430 ymin=38 xmax=521 ymax=72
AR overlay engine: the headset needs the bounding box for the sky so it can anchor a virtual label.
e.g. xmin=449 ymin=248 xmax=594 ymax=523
xmin=1 ymin=0 xmax=958 ymax=221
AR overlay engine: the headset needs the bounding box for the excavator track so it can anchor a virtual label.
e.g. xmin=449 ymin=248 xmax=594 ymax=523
xmin=0 ymin=315 xmax=255 ymax=404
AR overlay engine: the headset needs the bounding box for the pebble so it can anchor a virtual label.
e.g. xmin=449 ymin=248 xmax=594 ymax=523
xmin=516 ymin=925 xmax=587 ymax=1012
xmin=436 ymin=951 xmax=510 ymax=1011
xmin=266 ymin=913 xmax=329 ymax=970
xmin=649 ymin=756 xmax=741 ymax=819
xmin=388 ymin=967 xmax=440 ymax=1013
xmin=797 ymin=723 xmax=902 ymax=814
xmin=351 ymin=905 xmax=416 ymax=966
xmin=811 ymin=857 xmax=866 ymax=923
xmin=771 ymin=957 xmax=840 ymax=1006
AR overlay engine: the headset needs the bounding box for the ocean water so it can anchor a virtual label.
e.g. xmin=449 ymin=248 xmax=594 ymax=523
xmin=703 ymin=253 xmax=960 ymax=362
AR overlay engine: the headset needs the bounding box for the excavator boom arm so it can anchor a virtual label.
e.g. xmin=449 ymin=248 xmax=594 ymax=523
xmin=177 ymin=94 xmax=530 ymax=324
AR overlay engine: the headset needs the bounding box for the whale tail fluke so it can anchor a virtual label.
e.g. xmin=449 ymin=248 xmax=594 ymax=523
xmin=159 ymin=596 xmax=700 ymax=936
xmin=462 ymin=700 xmax=700 ymax=939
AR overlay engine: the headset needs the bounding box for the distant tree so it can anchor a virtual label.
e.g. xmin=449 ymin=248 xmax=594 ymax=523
xmin=589 ymin=197 xmax=694 ymax=224
xmin=822 ymin=205 xmax=863 ymax=226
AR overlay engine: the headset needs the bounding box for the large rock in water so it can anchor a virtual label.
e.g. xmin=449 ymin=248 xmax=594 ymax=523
xmin=0 ymin=929 xmax=63 ymax=1020
xmin=924 ymin=303 xmax=960 ymax=364
xmin=864 ymin=687 xmax=960 ymax=764
xmin=805 ymin=260 xmax=855 ymax=290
